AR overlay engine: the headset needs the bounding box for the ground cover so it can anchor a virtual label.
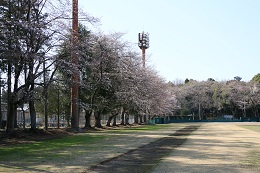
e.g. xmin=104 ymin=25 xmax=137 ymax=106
xmin=239 ymin=125 xmax=260 ymax=133
xmin=0 ymin=124 xmax=183 ymax=173
xmin=237 ymin=124 xmax=260 ymax=169
xmin=2 ymin=123 xmax=258 ymax=173
xmin=86 ymin=125 xmax=200 ymax=173
xmin=152 ymin=122 xmax=260 ymax=173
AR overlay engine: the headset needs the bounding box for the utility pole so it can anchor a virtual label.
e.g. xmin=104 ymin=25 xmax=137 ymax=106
xmin=71 ymin=0 xmax=79 ymax=129
xmin=138 ymin=32 xmax=150 ymax=68
xmin=138 ymin=32 xmax=150 ymax=123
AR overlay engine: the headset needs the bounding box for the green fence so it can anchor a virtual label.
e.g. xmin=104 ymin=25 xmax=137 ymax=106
xmin=151 ymin=117 xmax=260 ymax=124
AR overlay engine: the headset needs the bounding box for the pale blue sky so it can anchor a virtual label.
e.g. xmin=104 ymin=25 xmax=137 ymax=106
xmin=79 ymin=0 xmax=260 ymax=82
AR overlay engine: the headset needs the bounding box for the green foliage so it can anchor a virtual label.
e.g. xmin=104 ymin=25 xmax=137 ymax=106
xmin=36 ymin=85 xmax=68 ymax=110
xmin=180 ymin=108 xmax=191 ymax=116
xmin=251 ymin=73 xmax=260 ymax=83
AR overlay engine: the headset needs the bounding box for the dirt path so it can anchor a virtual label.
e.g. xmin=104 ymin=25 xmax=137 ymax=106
xmin=152 ymin=122 xmax=260 ymax=173
xmin=85 ymin=125 xmax=200 ymax=173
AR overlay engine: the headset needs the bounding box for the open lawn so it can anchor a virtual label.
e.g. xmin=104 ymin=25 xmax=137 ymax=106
xmin=239 ymin=124 xmax=260 ymax=133
xmin=0 ymin=124 xmax=183 ymax=173
xmin=1 ymin=123 xmax=260 ymax=173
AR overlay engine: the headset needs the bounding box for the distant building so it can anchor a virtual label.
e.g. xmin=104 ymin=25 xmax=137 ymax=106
xmin=17 ymin=104 xmax=30 ymax=127
xmin=1 ymin=103 xmax=42 ymax=128
xmin=223 ymin=115 xmax=234 ymax=120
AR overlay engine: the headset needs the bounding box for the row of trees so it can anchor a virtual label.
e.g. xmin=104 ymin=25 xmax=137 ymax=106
xmin=1 ymin=1 xmax=259 ymax=134
xmin=0 ymin=0 xmax=175 ymax=133
xmin=170 ymin=75 xmax=260 ymax=120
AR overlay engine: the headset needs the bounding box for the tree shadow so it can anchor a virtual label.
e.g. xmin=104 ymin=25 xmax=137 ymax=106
xmin=85 ymin=125 xmax=200 ymax=173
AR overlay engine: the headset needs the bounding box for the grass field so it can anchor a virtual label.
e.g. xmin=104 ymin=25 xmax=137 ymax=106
xmin=0 ymin=124 xmax=177 ymax=173
xmin=0 ymin=135 xmax=105 ymax=160
xmin=239 ymin=125 xmax=260 ymax=133
xmin=1 ymin=123 xmax=259 ymax=173
xmin=238 ymin=124 xmax=260 ymax=168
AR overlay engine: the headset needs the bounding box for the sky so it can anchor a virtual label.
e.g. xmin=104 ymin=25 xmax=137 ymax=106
xmin=79 ymin=0 xmax=260 ymax=82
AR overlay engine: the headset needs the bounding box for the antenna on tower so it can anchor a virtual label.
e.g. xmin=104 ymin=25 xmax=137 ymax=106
xmin=138 ymin=31 xmax=150 ymax=68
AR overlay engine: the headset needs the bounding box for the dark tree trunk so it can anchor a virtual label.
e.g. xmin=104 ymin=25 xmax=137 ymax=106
xmin=84 ymin=109 xmax=92 ymax=128
xmin=251 ymin=100 xmax=259 ymax=118
xmin=112 ymin=116 xmax=117 ymax=126
xmin=6 ymin=62 xmax=18 ymax=133
xmin=94 ymin=111 xmax=102 ymax=128
xmin=107 ymin=113 xmax=118 ymax=126
xmin=256 ymin=106 xmax=259 ymax=118
xmin=0 ymin=114 xmax=2 ymax=129
xmin=66 ymin=114 xmax=71 ymax=127
xmin=134 ymin=115 xmax=138 ymax=124
xmin=29 ymin=79 xmax=36 ymax=130
xmin=139 ymin=115 xmax=143 ymax=124
xmin=28 ymin=55 xmax=37 ymax=130
xmin=125 ymin=113 xmax=129 ymax=125
xmin=6 ymin=69 xmax=21 ymax=131
xmin=106 ymin=115 xmax=114 ymax=127
xmin=231 ymin=108 xmax=237 ymax=118
xmin=120 ymin=108 xmax=125 ymax=125
xmin=29 ymin=100 xmax=37 ymax=130
xmin=0 ymin=78 xmax=2 ymax=129
xmin=6 ymin=96 xmax=16 ymax=134
xmin=143 ymin=115 xmax=147 ymax=123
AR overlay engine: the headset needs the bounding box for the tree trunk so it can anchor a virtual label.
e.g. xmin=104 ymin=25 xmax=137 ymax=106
xmin=0 ymin=77 xmax=2 ymax=129
xmin=66 ymin=114 xmax=71 ymax=127
xmin=29 ymin=100 xmax=37 ymax=130
xmin=112 ymin=116 xmax=117 ymax=126
xmin=29 ymin=81 xmax=36 ymax=130
xmin=231 ymin=107 xmax=237 ymax=118
xmin=198 ymin=103 xmax=201 ymax=120
xmin=94 ymin=111 xmax=102 ymax=128
xmin=43 ymin=60 xmax=48 ymax=130
xmin=57 ymin=87 xmax=60 ymax=128
xmin=251 ymin=100 xmax=259 ymax=118
xmin=84 ymin=109 xmax=92 ymax=128
xmin=134 ymin=115 xmax=138 ymax=124
xmin=6 ymin=62 xmax=16 ymax=134
xmin=139 ymin=115 xmax=143 ymax=124
xmin=107 ymin=112 xmax=118 ymax=126
xmin=256 ymin=106 xmax=259 ymax=118
xmin=120 ymin=108 xmax=125 ymax=125
xmin=143 ymin=114 xmax=147 ymax=123
xmin=6 ymin=96 xmax=16 ymax=134
xmin=106 ymin=115 xmax=114 ymax=127
xmin=125 ymin=113 xmax=129 ymax=125
xmin=0 ymin=112 xmax=2 ymax=129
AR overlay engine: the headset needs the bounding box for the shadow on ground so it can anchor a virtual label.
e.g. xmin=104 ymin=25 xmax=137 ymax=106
xmin=84 ymin=125 xmax=200 ymax=173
